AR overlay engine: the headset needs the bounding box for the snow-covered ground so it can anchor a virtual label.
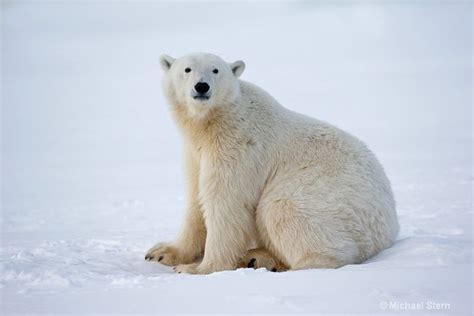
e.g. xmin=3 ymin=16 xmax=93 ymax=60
xmin=1 ymin=1 xmax=472 ymax=314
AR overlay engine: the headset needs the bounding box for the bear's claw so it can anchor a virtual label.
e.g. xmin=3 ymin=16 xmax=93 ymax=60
xmin=247 ymin=258 xmax=256 ymax=268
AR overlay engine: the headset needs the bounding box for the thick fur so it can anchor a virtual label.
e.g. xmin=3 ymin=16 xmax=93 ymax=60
xmin=146 ymin=53 xmax=399 ymax=274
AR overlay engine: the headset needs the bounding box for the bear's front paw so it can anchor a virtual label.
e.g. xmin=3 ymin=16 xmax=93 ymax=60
xmin=173 ymin=263 xmax=201 ymax=274
xmin=174 ymin=263 xmax=221 ymax=275
xmin=145 ymin=242 xmax=183 ymax=266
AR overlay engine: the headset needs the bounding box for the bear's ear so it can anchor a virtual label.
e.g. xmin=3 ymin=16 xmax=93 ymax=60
xmin=160 ymin=54 xmax=175 ymax=72
xmin=230 ymin=60 xmax=245 ymax=77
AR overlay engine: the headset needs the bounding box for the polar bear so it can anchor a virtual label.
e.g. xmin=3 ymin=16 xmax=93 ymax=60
xmin=145 ymin=53 xmax=399 ymax=274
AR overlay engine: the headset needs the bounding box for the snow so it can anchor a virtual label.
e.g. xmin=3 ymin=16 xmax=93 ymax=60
xmin=1 ymin=1 xmax=472 ymax=314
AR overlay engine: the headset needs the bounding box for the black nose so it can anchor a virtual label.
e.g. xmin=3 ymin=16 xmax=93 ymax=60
xmin=194 ymin=82 xmax=210 ymax=94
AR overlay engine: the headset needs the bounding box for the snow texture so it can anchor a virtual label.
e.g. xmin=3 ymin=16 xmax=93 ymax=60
xmin=1 ymin=1 xmax=472 ymax=314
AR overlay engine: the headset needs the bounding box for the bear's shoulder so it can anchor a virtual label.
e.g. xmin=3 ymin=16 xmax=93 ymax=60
xmin=237 ymin=80 xmax=285 ymax=113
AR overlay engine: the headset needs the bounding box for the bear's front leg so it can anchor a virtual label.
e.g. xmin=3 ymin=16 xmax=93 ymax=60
xmin=176 ymin=183 xmax=257 ymax=274
xmin=146 ymin=147 xmax=206 ymax=266
xmin=145 ymin=202 xmax=206 ymax=266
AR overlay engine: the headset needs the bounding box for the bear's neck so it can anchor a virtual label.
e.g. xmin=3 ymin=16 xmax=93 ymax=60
xmin=170 ymin=101 xmax=243 ymax=148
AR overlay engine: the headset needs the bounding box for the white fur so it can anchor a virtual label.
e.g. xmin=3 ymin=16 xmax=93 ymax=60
xmin=146 ymin=52 xmax=399 ymax=274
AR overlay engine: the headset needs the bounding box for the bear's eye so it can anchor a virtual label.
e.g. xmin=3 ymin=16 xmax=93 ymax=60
xmin=213 ymin=69 xmax=219 ymax=74
xmin=185 ymin=68 xmax=191 ymax=73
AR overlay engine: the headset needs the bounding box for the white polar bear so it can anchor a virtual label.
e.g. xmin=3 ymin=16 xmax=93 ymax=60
xmin=145 ymin=52 xmax=399 ymax=274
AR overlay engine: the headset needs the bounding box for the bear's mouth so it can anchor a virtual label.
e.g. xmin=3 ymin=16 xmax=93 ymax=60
xmin=193 ymin=95 xmax=210 ymax=101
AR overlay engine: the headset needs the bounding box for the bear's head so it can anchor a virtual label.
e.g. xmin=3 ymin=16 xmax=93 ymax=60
xmin=160 ymin=53 xmax=245 ymax=118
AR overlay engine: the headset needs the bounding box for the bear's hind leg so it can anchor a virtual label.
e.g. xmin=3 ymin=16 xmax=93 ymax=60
xmin=291 ymin=253 xmax=346 ymax=270
xmin=238 ymin=248 xmax=288 ymax=272
xmin=258 ymin=194 xmax=356 ymax=271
